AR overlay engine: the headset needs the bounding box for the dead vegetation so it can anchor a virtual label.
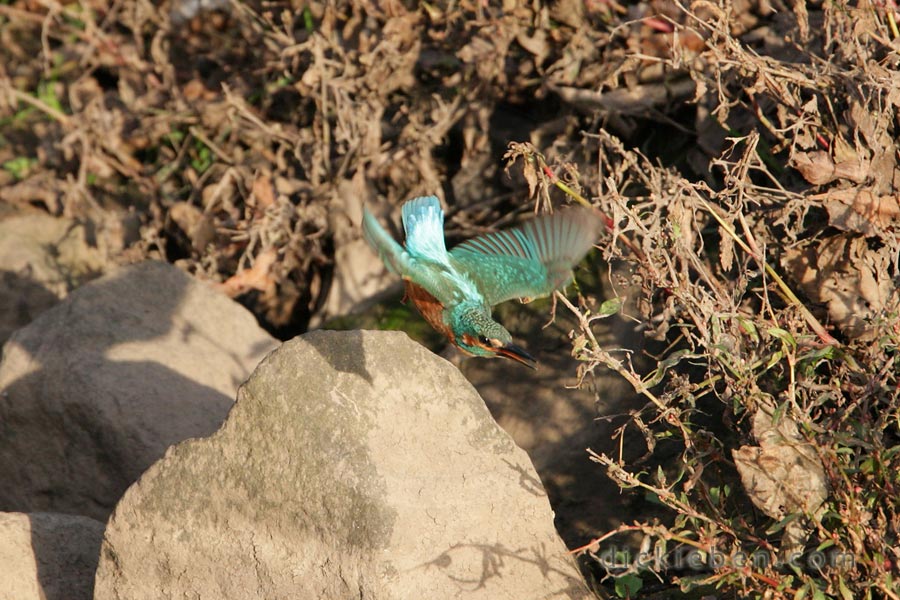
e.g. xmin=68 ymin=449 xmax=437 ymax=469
xmin=2 ymin=0 xmax=899 ymax=597
xmin=503 ymin=2 xmax=900 ymax=597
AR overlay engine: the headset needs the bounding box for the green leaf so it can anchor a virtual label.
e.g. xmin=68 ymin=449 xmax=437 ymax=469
xmin=799 ymin=345 xmax=837 ymax=363
xmin=766 ymin=512 xmax=799 ymax=535
xmin=763 ymin=349 xmax=784 ymax=370
xmin=2 ymin=156 xmax=38 ymax=180
xmin=737 ymin=316 xmax=759 ymax=342
xmin=642 ymin=349 xmax=695 ymax=388
xmin=837 ymin=576 xmax=853 ymax=600
xmin=36 ymin=80 xmax=64 ymax=114
xmin=767 ymin=326 xmax=797 ymax=350
xmin=598 ymin=297 xmax=623 ymax=317
xmin=614 ymin=573 xmax=643 ymax=598
xmin=301 ymin=4 xmax=315 ymax=32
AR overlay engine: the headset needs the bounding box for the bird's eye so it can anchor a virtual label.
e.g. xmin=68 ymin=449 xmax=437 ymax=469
xmin=479 ymin=336 xmax=503 ymax=348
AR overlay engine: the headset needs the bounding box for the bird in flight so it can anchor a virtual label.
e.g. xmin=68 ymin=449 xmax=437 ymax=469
xmin=363 ymin=196 xmax=601 ymax=368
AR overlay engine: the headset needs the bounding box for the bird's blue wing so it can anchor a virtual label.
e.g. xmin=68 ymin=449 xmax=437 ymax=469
xmin=449 ymin=208 xmax=601 ymax=306
xmin=363 ymin=201 xmax=476 ymax=308
xmin=401 ymin=196 xmax=450 ymax=265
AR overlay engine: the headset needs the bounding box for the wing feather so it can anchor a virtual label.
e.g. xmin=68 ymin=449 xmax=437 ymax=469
xmin=450 ymin=207 xmax=601 ymax=306
xmin=362 ymin=207 xmax=408 ymax=275
xmin=401 ymin=196 xmax=449 ymax=265
xmin=363 ymin=200 xmax=479 ymax=308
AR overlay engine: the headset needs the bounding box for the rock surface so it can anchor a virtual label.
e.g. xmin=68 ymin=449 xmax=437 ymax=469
xmin=94 ymin=330 xmax=589 ymax=600
xmin=0 ymin=511 xmax=104 ymax=600
xmin=0 ymin=213 xmax=107 ymax=346
xmin=0 ymin=261 xmax=278 ymax=520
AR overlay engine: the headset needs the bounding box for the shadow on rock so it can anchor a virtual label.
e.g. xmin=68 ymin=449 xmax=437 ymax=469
xmin=0 ymin=512 xmax=105 ymax=600
xmin=421 ymin=541 xmax=590 ymax=599
xmin=302 ymin=327 xmax=372 ymax=383
xmin=0 ymin=261 xmax=277 ymax=598
xmin=0 ymin=270 xmax=61 ymax=348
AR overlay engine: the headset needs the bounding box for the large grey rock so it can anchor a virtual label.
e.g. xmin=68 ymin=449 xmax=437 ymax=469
xmin=94 ymin=330 xmax=589 ymax=600
xmin=0 ymin=511 xmax=104 ymax=600
xmin=0 ymin=261 xmax=278 ymax=520
xmin=0 ymin=213 xmax=107 ymax=346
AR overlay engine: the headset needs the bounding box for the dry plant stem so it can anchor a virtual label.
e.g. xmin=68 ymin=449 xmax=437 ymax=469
xmin=568 ymin=522 xmax=701 ymax=555
xmin=567 ymin=523 xmax=642 ymax=554
xmin=538 ymin=162 xmax=649 ymax=263
xmin=188 ymin=127 xmax=234 ymax=165
xmin=554 ymin=291 xmax=666 ymax=411
xmin=692 ymin=193 xmax=839 ymax=346
xmin=2 ymin=84 xmax=72 ymax=126
xmin=587 ymin=449 xmax=739 ymax=540
xmin=888 ymin=10 xmax=900 ymax=38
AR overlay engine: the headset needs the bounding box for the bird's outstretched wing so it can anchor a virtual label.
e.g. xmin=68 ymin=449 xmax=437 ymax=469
xmin=401 ymin=196 xmax=449 ymax=264
xmin=363 ymin=197 xmax=475 ymax=307
xmin=449 ymin=207 xmax=601 ymax=307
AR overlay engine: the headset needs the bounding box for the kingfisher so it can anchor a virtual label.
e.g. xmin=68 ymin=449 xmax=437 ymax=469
xmin=362 ymin=196 xmax=601 ymax=368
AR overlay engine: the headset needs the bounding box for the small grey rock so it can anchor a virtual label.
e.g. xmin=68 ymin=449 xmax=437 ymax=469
xmin=0 ymin=261 xmax=278 ymax=520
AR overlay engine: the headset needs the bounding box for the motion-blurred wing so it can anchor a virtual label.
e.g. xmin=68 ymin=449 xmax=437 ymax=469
xmin=362 ymin=202 xmax=468 ymax=307
xmin=401 ymin=196 xmax=449 ymax=264
xmin=450 ymin=208 xmax=601 ymax=307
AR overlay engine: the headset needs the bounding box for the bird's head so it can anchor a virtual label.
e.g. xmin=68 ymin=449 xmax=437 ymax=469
xmin=450 ymin=305 xmax=536 ymax=369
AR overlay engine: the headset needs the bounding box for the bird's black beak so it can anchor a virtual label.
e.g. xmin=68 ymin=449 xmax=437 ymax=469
xmin=496 ymin=343 xmax=538 ymax=369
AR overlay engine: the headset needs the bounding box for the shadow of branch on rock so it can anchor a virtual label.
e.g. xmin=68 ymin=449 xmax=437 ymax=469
xmin=421 ymin=541 xmax=590 ymax=599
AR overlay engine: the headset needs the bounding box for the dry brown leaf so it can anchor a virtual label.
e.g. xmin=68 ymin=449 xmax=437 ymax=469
xmin=251 ymin=171 xmax=276 ymax=212
xmin=215 ymin=248 xmax=278 ymax=298
xmin=0 ymin=172 xmax=63 ymax=213
xmin=814 ymin=188 xmax=900 ymax=235
xmin=792 ymin=0 xmax=810 ymax=42
xmin=783 ymin=234 xmax=896 ymax=339
xmin=169 ymin=201 xmax=217 ymax=253
xmin=733 ymin=401 xmax=827 ymax=553
xmin=182 ymin=79 xmax=218 ymax=102
xmin=550 ymin=0 xmax=585 ymax=28
xmin=516 ymin=29 xmax=550 ymax=65
xmin=790 ymin=148 xmax=868 ymax=186
xmin=719 ymin=225 xmax=734 ymax=272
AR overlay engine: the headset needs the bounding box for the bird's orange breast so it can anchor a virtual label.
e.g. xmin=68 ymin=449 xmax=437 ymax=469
xmin=403 ymin=280 xmax=456 ymax=344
